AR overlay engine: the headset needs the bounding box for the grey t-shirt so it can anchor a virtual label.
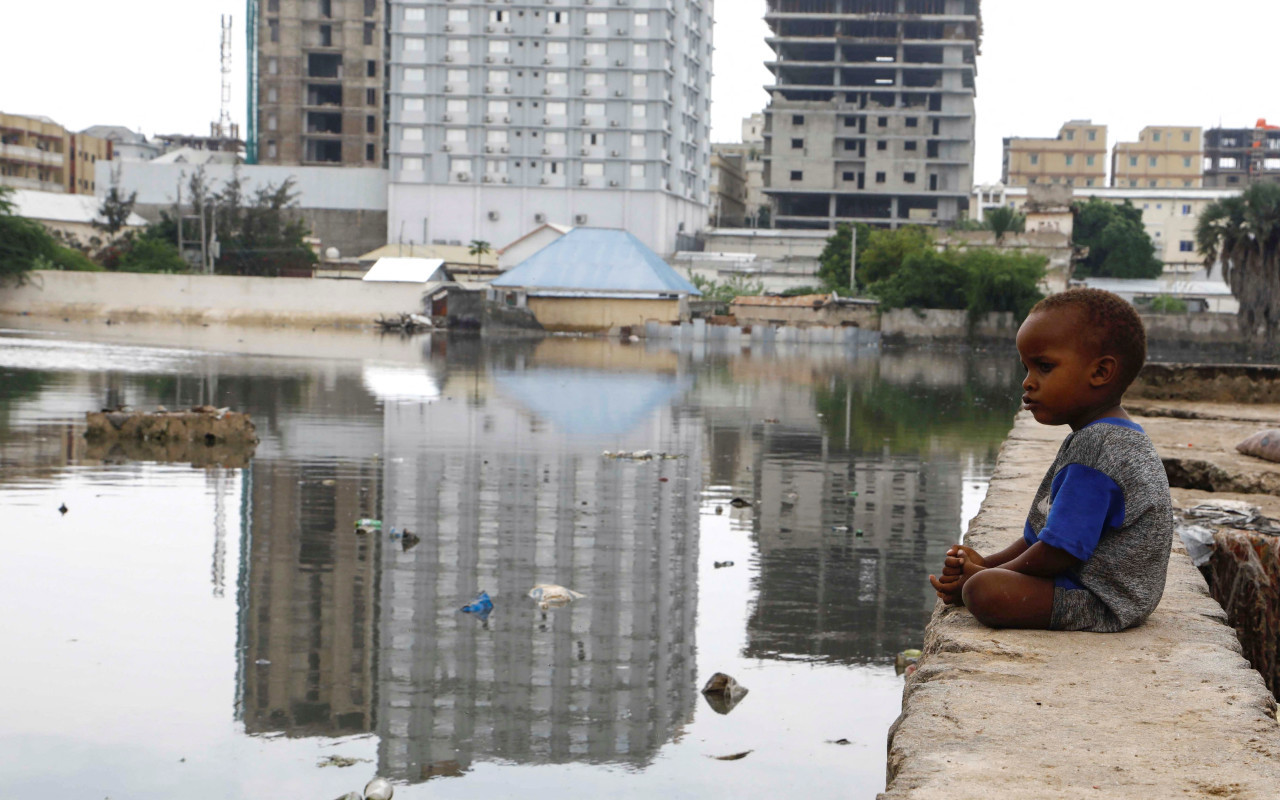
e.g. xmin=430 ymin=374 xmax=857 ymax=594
xmin=1024 ymin=418 xmax=1174 ymax=632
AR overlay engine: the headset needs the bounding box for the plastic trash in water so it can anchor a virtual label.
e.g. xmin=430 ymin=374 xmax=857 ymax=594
xmin=363 ymin=777 xmax=394 ymax=800
xmin=354 ymin=518 xmax=382 ymax=535
xmin=460 ymin=591 xmax=493 ymax=621
xmin=528 ymin=584 xmax=585 ymax=610
xmin=895 ymin=648 xmax=923 ymax=675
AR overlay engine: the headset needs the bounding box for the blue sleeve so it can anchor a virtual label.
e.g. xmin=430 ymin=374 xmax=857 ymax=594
xmin=1036 ymin=463 xmax=1125 ymax=562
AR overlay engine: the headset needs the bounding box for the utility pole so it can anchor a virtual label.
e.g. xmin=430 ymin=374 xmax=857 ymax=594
xmin=176 ymin=179 xmax=184 ymax=262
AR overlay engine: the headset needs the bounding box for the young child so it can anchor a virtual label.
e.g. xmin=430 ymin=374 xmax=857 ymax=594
xmin=929 ymin=288 xmax=1173 ymax=632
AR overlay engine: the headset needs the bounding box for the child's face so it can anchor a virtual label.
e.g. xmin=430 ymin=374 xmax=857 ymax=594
xmin=1016 ymin=308 xmax=1115 ymax=429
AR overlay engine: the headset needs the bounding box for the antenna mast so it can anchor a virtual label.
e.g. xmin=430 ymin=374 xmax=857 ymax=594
xmin=217 ymin=15 xmax=236 ymax=139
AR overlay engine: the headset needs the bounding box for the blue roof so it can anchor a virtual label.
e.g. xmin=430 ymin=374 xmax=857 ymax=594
xmin=491 ymin=228 xmax=701 ymax=296
xmin=494 ymin=368 xmax=692 ymax=437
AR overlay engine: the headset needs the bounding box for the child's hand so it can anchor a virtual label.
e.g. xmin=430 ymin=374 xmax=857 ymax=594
xmin=931 ymin=545 xmax=987 ymax=606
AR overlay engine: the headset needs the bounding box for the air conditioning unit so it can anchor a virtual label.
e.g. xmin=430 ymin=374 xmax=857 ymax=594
xmin=609 ymin=120 xmax=620 ymax=127
xmin=503 ymin=115 xmax=511 ymax=123
xmin=441 ymin=143 xmax=452 ymax=151
xmin=616 ymin=27 xmax=626 ymax=35
xmin=542 ymin=88 xmax=552 ymax=95
xmin=489 ymin=210 xmax=500 ymax=221
xmin=504 ymin=57 xmax=514 ymax=63
xmin=610 ymin=150 xmax=619 ymax=156
xmin=443 ymin=54 xmax=454 ymax=62
xmin=442 ymin=114 xmax=452 ymax=121
xmin=485 ymin=85 xmax=494 ymax=92
xmin=444 ymin=85 xmax=454 ymax=92
xmin=458 ymin=172 xmax=471 ymax=181
xmin=581 ymin=117 xmax=591 ymax=124
xmin=484 ymin=145 xmax=494 ymax=153
xmin=484 ymin=56 xmax=495 ymax=63
xmin=541 ymin=57 xmax=552 ymax=65
xmin=500 ymin=145 xmax=510 ymax=153
xmin=541 ymin=147 xmax=551 ymax=154
xmin=485 ymin=24 xmax=494 ymax=32
xmin=581 ymin=88 xmax=591 ymax=96
xmin=608 ymin=180 xmax=619 ymax=186
xmin=574 ymin=214 xmax=588 ymax=224
xmin=503 ymin=86 xmax=513 ymax=93
xmin=581 ymin=58 xmax=592 ymax=65
xmin=543 ymin=26 xmax=552 ymax=34
xmin=483 ymin=175 xmax=494 ymax=182
xmin=578 ymin=178 xmax=589 ymax=186
xmin=543 ymin=116 xmax=551 ymax=124
xmin=534 ymin=213 xmax=547 ymax=223
xmin=579 ymin=147 xmax=590 ymax=155
xmin=540 ymin=177 xmax=550 ymax=184
xmin=582 ymin=27 xmax=592 ymax=34
xmin=483 ymin=115 xmax=493 ymax=122
xmin=501 ymin=176 xmax=511 ymax=183
xmin=614 ymin=90 xmax=624 ymax=97
xmin=444 ymin=24 xmax=454 ymax=31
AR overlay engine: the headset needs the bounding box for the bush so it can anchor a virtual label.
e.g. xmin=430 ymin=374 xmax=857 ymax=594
xmin=869 ymin=247 xmax=1047 ymax=321
xmin=1147 ymin=295 xmax=1188 ymax=313
xmin=117 ymin=235 xmax=186 ymax=273
xmin=47 ymin=245 xmax=104 ymax=272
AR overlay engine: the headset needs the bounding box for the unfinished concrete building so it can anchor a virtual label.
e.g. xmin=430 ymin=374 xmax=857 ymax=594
xmin=248 ymin=0 xmax=385 ymax=166
xmin=762 ymin=0 xmax=979 ymax=230
xmin=1203 ymin=121 xmax=1280 ymax=188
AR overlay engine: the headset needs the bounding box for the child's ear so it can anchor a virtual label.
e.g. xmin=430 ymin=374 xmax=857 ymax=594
xmin=1090 ymin=355 xmax=1119 ymax=387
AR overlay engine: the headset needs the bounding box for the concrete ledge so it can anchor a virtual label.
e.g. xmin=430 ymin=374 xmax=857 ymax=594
xmin=882 ymin=413 xmax=1280 ymax=799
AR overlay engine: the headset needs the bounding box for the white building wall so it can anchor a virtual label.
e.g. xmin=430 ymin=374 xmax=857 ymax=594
xmin=385 ymin=0 xmax=712 ymax=257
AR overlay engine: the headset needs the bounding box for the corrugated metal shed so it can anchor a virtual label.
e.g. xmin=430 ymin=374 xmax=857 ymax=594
xmin=491 ymin=228 xmax=701 ymax=296
xmin=362 ymin=257 xmax=449 ymax=283
xmin=11 ymin=189 xmax=148 ymax=227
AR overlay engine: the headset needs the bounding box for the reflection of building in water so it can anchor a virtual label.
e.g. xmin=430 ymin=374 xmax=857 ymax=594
xmin=235 ymin=374 xmax=387 ymax=737
xmin=375 ymin=370 xmax=700 ymax=783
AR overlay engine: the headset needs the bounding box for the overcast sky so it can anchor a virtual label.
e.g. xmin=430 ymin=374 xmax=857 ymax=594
xmin=3 ymin=0 xmax=1277 ymax=184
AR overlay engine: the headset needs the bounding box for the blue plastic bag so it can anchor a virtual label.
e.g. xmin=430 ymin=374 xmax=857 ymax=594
xmin=461 ymin=591 xmax=493 ymax=621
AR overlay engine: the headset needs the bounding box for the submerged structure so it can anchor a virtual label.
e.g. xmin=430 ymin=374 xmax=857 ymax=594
xmin=763 ymin=0 xmax=980 ymax=229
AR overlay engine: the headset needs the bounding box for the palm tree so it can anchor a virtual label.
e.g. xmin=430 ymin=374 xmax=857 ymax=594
xmin=984 ymin=206 xmax=1025 ymax=243
xmin=467 ymin=239 xmax=491 ymax=280
xmin=1196 ymin=183 xmax=1280 ymax=342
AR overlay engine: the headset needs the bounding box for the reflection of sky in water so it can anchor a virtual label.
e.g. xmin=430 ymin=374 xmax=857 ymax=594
xmin=0 ymin=323 xmax=1019 ymax=799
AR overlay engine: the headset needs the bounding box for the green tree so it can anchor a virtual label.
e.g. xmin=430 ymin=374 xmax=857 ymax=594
xmin=869 ymin=250 xmax=969 ymax=310
xmin=1147 ymin=295 xmax=1188 ymax=314
xmin=1072 ymin=198 xmax=1162 ymax=279
xmin=688 ymin=272 xmax=764 ymax=304
xmin=116 ymin=233 xmax=186 ymax=273
xmin=93 ymin=184 xmax=139 ymax=238
xmin=818 ymin=223 xmax=870 ymax=291
xmin=468 ymin=239 xmax=492 ymax=270
xmin=858 ymin=226 xmax=935 ymax=286
xmin=984 ymin=206 xmax=1026 ymax=242
xmin=1197 ymin=182 xmax=1280 ymax=341
xmin=868 ymin=247 xmax=1046 ymax=321
xmin=0 ymin=186 xmax=59 ymax=284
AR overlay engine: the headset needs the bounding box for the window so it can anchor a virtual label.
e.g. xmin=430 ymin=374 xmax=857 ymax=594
xmin=405 ymin=97 xmax=425 ymax=111
xmin=632 ymin=74 xmax=647 ymax=88
xmin=875 ymin=172 xmax=886 ymax=183
xmin=583 ymin=162 xmax=604 ymax=176
xmin=367 ymin=60 xmax=377 ymax=77
xmin=364 ymin=0 xmax=375 ymax=17
xmin=1030 ymin=154 xmax=1039 ymax=165
xmin=630 ymin=133 xmax=644 ymax=149
xmin=877 ymin=117 xmax=887 ymax=127
xmin=366 ymin=88 xmax=377 ymax=105
xmin=1087 ymin=129 xmax=1096 ymax=141
xmin=443 ymin=39 xmax=463 ymax=52
xmin=633 ymin=43 xmax=648 ymax=57
xmin=267 ymin=86 xmax=278 ymax=102
xmin=790 ymin=170 xmax=803 ymax=181
xmin=1184 ymin=157 xmax=1192 ymax=168
xmin=364 ymin=22 xmax=375 ymax=45
xmin=1149 ymin=180 xmax=1158 ymax=187
xmin=403 ymin=157 xmax=423 ymax=171
xmin=267 ymin=140 xmax=278 ymax=158
xmin=904 ymin=172 xmax=916 ymax=183
xmin=877 ymin=140 xmax=887 ymax=151
xmin=1065 ymin=130 xmax=1075 ymax=141
xmin=487 ymin=100 xmax=509 ymax=114
xmin=791 ymin=138 xmax=803 ymax=149
xmin=268 ymin=19 xmax=278 ymax=42
xmin=443 ymin=68 xmax=464 ymax=83
xmin=631 ymin=164 xmax=645 ymax=178
xmin=586 ymin=72 xmax=606 ymax=86
xmin=267 ymin=0 xmax=278 ymax=10
xmin=1149 ymin=157 xmax=1158 ymax=167
xmin=450 ymin=158 xmax=472 ymax=174
xmin=488 ymin=40 xmax=509 ymax=54
xmin=445 ymin=128 xmax=466 ymax=142
xmin=1153 ymin=131 xmax=1162 ymax=143
xmin=586 ymin=42 xmax=606 ymax=55
xmin=1179 ymin=241 xmax=1194 ymax=252
xmin=487 ymin=159 xmax=507 ymax=174
xmin=792 ymin=115 xmax=805 ymax=125
xmin=587 ymin=12 xmax=606 ymax=25
xmin=403 ymin=128 xmax=424 ymax=141
xmin=904 ymin=141 xmax=917 ymax=151
xmin=547 ymin=71 xmax=567 ymax=84
xmin=1183 ymin=130 xmax=1192 ymax=142
xmin=635 ymin=12 xmax=649 ymax=26
xmin=268 ymin=57 xmax=278 ymax=74
xmin=632 ymin=103 xmax=646 ymax=118
xmin=905 ymin=117 xmax=918 ymax=128
xmin=1065 ymin=155 xmax=1074 ymax=166
xmin=489 ymin=10 xmax=506 ymax=23
xmin=487 ymin=130 xmax=509 ymax=144
xmin=267 ymin=114 xmax=277 ymax=131
xmin=547 ymin=42 xmax=567 ymax=55
xmin=489 ymin=70 xmax=509 ymax=84
xmin=445 ymin=9 xmax=466 ymax=22
xmin=842 ymin=171 xmax=855 ymax=181
xmin=585 ymin=103 xmax=604 ymax=116
xmin=1182 ymin=204 xmax=1192 ymax=216
xmin=445 ymin=99 xmax=468 ymax=113
xmin=547 ymin=102 xmax=567 ymax=115
xmin=549 ymin=11 xmax=565 ymax=23
xmin=1086 ymin=155 xmax=1095 ymax=166
xmin=1129 ymin=156 xmax=1138 ymax=167
xmin=366 ymin=115 xmax=376 ymax=133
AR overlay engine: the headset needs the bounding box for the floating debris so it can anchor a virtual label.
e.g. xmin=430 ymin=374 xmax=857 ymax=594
xmin=829 ymin=738 xmax=851 ymax=746
xmin=461 ymin=591 xmax=493 ymax=621
xmin=715 ymin=506 xmax=723 ymax=515
xmin=318 ymin=755 xmax=369 ymax=768
xmin=375 ymin=313 xmax=432 ymax=334
xmin=364 ymin=777 xmax=395 ymax=799
xmin=714 ymin=561 xmax=735 ymax=569
xmin=710 ymin=751 xmax=753 ymax=761
xmin=895 ymin=649 xmax=923 ymax=676
xmin=528 ymin=584 xmax=585 ymax=610
xmin=728 ymin=497 xmax=752 ymax=509
xmin=354 ymin=518 xmax=382 ymax=535
xmin=601 ymin=450 xmax=684 ymax=461
xmin=58 ymin=503 xmax=68 ymax=515
xmin=701 ymin=672 xmax=749 ymax=715
xmin=401 ymin=530 xmax=421 ymax=551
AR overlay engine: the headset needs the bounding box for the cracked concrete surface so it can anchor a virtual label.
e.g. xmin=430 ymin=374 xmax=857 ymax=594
xmin=881 ymin=411 xmax=1280 ymax=800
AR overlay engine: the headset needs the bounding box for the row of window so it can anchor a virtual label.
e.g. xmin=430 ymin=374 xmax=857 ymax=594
xmin=791 ymin=170 xmax=925 ymax=184
xmin=429 ymin=38 xmax=661 ymax=55
xmin=428 ymin=129 xmax=658 ymax=148
xmin=427 ymin=8 xmax=660 ymax=27
xmin=411 ymin=158 xmax=652 ymax=179
xmin=414 ymin=97 xmax=661 ymax=120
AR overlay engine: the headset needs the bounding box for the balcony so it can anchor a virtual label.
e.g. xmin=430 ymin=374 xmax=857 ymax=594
xmin=0 ymin=143 xmax=65 ymax=167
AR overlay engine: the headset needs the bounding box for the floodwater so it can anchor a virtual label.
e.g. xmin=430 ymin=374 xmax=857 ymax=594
xmin=0 ymin=317 xmax=1020 ymax=799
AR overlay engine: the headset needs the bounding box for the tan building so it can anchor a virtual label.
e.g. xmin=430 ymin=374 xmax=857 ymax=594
xmin=0 ymin=112 xmax=112 ymax=195
xmin=1112 ymin=126 xmax=1202 ymax=188
xmin=252 ymin=0 xmax=384 ymax=166
xmin=709 ymin=149 xmax=748 ymax=227
xmin=1002 ymin=120 xmax=1107 ymax=188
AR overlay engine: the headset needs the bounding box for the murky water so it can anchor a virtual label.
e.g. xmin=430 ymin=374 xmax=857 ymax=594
xmin=0 ymin=318 xmax=1019 ymax=799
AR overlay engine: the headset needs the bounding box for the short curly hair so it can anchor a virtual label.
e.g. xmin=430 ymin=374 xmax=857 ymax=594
xmin=1028 ymin=288 xmax=1147 ymax=391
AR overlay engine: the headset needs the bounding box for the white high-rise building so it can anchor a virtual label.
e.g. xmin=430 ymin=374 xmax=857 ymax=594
xmin=387 ymin=0 xmax=713 ymax=257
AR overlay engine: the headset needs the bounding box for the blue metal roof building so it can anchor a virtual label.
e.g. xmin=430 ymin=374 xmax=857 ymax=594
xmin=491 ymin=228 xmax=701 ymax=298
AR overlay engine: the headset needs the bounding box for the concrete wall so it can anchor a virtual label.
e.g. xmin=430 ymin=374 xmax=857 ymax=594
xmin=730 ymin=303 xmax=878 ymax=329
xmin=0 ymin=270 xmax=427 ymax=327
xmin=526 ymin=296 xmax=682 ymax=333
xmin=95 ymin=161 xmax=388 ymax=210
xmin=880 ymin=309 xmax=1019 ymax=342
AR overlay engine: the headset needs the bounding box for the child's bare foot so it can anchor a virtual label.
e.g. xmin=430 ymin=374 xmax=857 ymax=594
xmin=931 ymin=548 xmax=986 ymax=605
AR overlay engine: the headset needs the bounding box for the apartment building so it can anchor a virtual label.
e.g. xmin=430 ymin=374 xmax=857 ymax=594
xmin=709 ymin=149 xmax=747 ymax=226
xmin=1204 ymin=121 xmax=1280 ymax=188
xmin=1111 ymin=126 xmax=1202 ymax=188
xmin=250 ymin=0 xmax=385 ymax=166
xmin=1002 ymin=120 xmax=1107 ymax=188
xmin=384 ymin=0 xmax=712 ymax=257
xmin=0 ymin=112 xmax=112 ymax=195
xmin=763 ymin=0 xmax=980 ymax=230
xmin=713 ymin=114 xmax=769 ymax=226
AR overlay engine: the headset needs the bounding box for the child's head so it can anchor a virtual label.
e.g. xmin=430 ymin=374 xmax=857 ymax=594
xmin=1016 ymin=288 xmax=1147 ymax=428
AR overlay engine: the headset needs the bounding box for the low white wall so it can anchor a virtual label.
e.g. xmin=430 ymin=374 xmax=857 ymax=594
xmin=880 ymin=309 xmax=1019 ymax=342
xmin=1 ymin=271 xmax=427 ymax=327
